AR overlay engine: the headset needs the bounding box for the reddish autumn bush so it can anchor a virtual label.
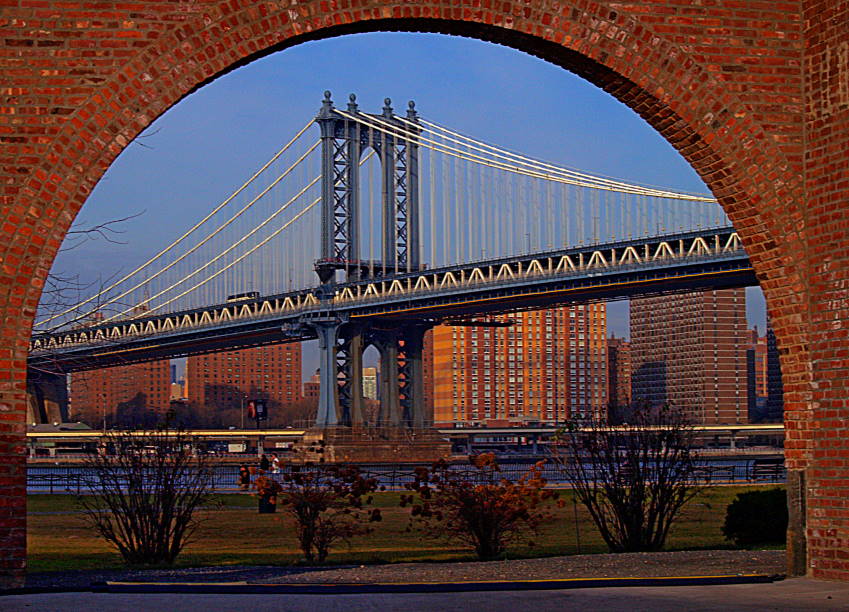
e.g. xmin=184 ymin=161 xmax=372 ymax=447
xmin=401 ymin=453 xmax=558 ymax=560
xmin=263 ymin=464 xmax=381 ymax=563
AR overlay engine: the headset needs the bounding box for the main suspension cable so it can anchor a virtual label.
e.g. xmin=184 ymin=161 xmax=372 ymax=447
xmin=408 ymin=117 xmax=717 ymax=202
xmin=35 ymin=119 xmax=316 ymax=330
xmin=89 ymin=140 xmax=321 ymax=325
xmin=122 ymin=149 xmax=377 ymax=319
xmin=339 ymin=110 xmax=714 ymax=201
xmin=106 ymin=175 xmax=321 ymax=322
xmin=144 ymin=198 xmax=320 ymax=316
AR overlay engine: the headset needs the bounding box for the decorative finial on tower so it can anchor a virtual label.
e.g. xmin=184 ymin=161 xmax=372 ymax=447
xmin=347 ymin=93 xmax=358 ymax=112
xmin=407 ymin=100 xmax=418 ymax=121
xmin=382 ymin=97 xmax=393 ymax=117
xmin=319 ymin=90 xmax=334 ymax=118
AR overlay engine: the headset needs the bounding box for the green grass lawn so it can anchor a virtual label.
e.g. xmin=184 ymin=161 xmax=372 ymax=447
xmin=27 ymin=485 xmax=783 ymax=573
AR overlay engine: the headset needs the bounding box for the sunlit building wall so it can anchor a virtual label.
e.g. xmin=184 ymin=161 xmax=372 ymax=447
xmin=186 ymin=343 xmax=301 ymax=418
xmin=70 ymin=360 xmax=171 ymax=427
xmin=630 ymin=289 xmax=749 ymax=425
xmin=432 ymin=305 xmax=607 ymax=426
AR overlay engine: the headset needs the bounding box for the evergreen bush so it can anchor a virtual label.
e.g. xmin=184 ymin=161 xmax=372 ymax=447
xmin=722 ymin=488 xmax=787 ymax=548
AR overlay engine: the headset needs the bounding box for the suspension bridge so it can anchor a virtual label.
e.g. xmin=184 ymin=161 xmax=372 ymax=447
xmin=27 ymin=92 xmax=756 ymax=431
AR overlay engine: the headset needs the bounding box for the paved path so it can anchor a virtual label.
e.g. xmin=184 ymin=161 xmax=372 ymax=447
xmin=2 ymin=578 xmax=849 ymax=611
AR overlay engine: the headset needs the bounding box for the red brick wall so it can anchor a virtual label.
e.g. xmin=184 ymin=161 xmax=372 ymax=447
xmin=802 ymin=0 xmax=849 ymax=581
xmin=3 ymin=0 xmax=840 ymax=585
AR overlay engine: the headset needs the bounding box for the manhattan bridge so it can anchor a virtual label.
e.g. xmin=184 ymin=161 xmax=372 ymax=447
xmin=27 ymin=92 xmax=756 ymax=431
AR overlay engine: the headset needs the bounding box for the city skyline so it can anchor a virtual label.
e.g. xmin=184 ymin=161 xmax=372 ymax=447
xmin=66 ymin=308 xmax=779 ymax=429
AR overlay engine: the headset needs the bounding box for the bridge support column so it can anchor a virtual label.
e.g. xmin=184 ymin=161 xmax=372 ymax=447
xmin=306 ymin=318 xmax=368 ymax=429
xmin=312 ymin=319 xmax=341 ymax=428
xmin=374 ymin=330 xmax=401 ymax=426
xmin=337 ymin=327 xmax=365 ymax=426
xmin=26 ymin=369 xmax=68 ymax=425
xmin=399 ymin=324 xmax=429 ymax=428
xmin=372 ymin=323 xmax=432 ymax=428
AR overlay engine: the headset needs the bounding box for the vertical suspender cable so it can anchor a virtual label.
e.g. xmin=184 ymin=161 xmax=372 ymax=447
xmin=592 ymin=188 xmax=599 ymax=244
xmin=546 ymin=177 xmax=553 ymax=251
xmin=453 ymin=149 xmax=460 ymax=265
xmin=477 ymin=152 xmax=484 ymax=259
xmin=368 ymin=126 xmax=375 ymax=278
xmin=532 ymin=179 xmax=545 ymax=251
xmin=577 ymin=186 xmax=584 ymax=245
xmin=429 ymin=146 xmax=436 ymax=268
xmin=461 ymin=143 xmax=469 ymax=263
xmin=493 ymin=165 xmax=500 ymax=258
xmin=443 ymin=145 xmax=449 ymax=267
xmin=508 ymin=171 xmax=515 ymax=256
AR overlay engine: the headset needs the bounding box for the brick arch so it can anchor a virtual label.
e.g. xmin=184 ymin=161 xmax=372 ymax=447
xmin=2 ymin=1 xmax=823 ymax=586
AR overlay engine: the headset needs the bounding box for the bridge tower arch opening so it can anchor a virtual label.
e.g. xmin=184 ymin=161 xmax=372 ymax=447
xmin=5 ymin=0 xmax=843 ymax=587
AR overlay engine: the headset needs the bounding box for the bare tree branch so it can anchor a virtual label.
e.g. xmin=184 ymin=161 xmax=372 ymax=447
xmin=61 ymin=211 xmax=145 ymax=252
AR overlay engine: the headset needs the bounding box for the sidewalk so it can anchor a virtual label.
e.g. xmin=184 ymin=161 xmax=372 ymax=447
xmin=2 ymin=577 xmax=849 ymax=611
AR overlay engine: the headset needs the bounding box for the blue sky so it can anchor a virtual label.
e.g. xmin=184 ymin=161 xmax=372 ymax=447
xmin=51 ymin=32 xmax=766 ymax=377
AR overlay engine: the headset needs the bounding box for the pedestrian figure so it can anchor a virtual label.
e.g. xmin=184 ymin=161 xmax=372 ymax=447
xmin=271 ymin=453 xmax=280 ymax=474
xmin=238 ymin=465 xmax=250 ymax=491
xmin=259 ymin=454 xmax=270 ymax=472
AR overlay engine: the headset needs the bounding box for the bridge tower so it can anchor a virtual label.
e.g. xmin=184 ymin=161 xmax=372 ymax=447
xmin=314 ymin=91 xmax=420 ymax=284
xmin=298 ymin=94 xmax=446 ymax=461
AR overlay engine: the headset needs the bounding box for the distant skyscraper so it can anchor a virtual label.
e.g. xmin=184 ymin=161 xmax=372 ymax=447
xmin=431 ymin=304 xmax=607 ymax=426
xmin=186 ymin=343 xmax=301 ymax=425
xmin=607 ymin=335 xmax=631 ymax=421
xmin=362 ymin=367 xmax=378 ymax=400
xmin=630 ymin=289 xmax=749 ymax=425
xmin=70 ymin=360 xmax=171 ymax=427
xmin=746 ymin=327 xmax=768 ymax=398
xmin=423 ymin=330 xmax=434 ymax=422
xmin=766 ymin=325 xmax=784 ymax=421
xmin=303 ymin=371 xmax=320 ymax=402
xmin=746 ymin=327 xmax=769 ymax=421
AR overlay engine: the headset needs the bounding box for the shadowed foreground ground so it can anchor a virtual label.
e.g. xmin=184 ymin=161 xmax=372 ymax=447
xmin=25 ymin=550 xmax=785 ymax=589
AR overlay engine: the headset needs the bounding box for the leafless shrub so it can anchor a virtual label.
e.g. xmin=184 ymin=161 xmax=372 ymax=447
xmin=77 ymin=428 xmax=216 ymax=566
xmin=551 ymin=403 xmax=704 ymax=553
